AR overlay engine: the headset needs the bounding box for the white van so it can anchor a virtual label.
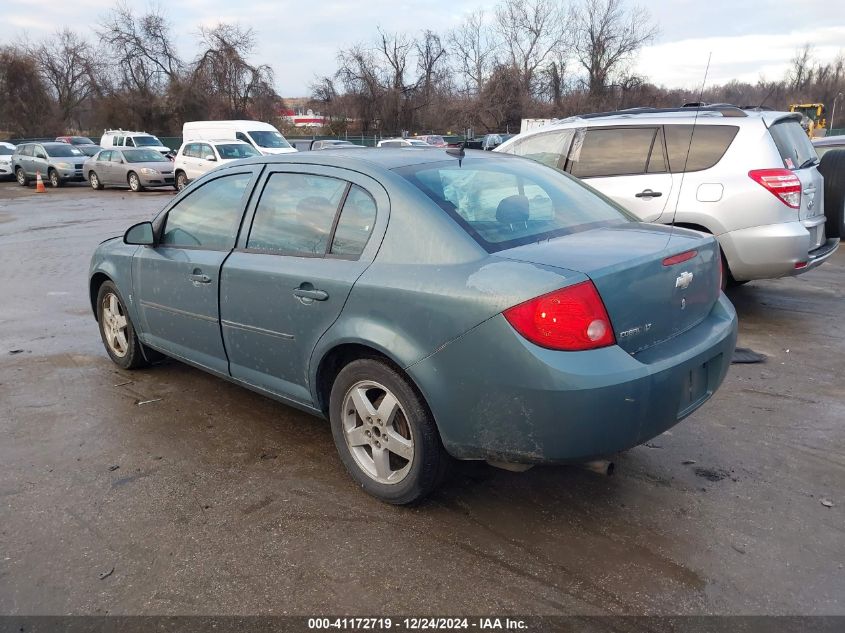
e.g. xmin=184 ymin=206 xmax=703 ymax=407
xmin=100 ymin=130 xmax=171 ymax=156
xmin=182 ymin=120 xmax=297 ymax=155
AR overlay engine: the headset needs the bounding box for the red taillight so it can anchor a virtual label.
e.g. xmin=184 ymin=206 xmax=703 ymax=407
xmin=663 ymin=250 xmax=698 ymax=266
xmin=748 ymin=169 xmax=801 ymax=209
xmin=503 ymin=281 xmax=616 ymax=351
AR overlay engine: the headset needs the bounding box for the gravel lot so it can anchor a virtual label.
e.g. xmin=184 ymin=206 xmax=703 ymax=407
xmin=0 ymin=181 xmax=843 ymax=616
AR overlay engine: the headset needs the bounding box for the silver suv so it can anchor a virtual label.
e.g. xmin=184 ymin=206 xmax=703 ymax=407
xmin=496 ymin=106 xmax=840 ymax=284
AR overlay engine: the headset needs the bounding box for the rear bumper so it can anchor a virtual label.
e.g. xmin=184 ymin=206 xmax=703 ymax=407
xmin=719 ymin=220 xmax=838 ymax=281
xmin=409 ymin=294 xmax=738 ymax=463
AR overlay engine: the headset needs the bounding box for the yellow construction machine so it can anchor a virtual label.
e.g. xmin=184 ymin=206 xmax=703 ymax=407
xmin=789 ymin=103 xmax=827 ymax=137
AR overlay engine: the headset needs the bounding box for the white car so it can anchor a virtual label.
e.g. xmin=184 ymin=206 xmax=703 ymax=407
xmin=173 ymin=139 xmax=260 ymax=190
xmin=0 ymin=142 xmax=15 ymax=179
xmin=496 ymin=106 xmax=839 ymax=285
xmin=182 ymin=120 xmax=297 ymax=155
xmin=376 ymin=138 xmax=432 ymax=148
xmin=99 ymin=130 xmax=171 ymax=156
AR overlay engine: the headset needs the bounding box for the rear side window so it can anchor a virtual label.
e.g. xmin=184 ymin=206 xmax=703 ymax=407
xmin=570 ymin=127 xmax=657 ymax=178
xmin=504 ymin=130 xmax=574 ymax=169
xmin=769 ymin=120 xmax=817 ymax=169
xmin=665 ymin=125 xmax=739 ymax=172
xmin=330 ymin=185 xmax=377 ymax=257
xmin=247 ymin=173 xmax=347 ymax=256
xmin=161 ymin=173 xmax=252 ymax=249
xmin=397 ymin=157 xmax=632 ymax=252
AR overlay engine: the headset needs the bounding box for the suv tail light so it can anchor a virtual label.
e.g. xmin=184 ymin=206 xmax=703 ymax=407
xmin=748 ymin=169 xmax=801 ymax=209
xmin=503 ymin=281 xmax=616 ymax=351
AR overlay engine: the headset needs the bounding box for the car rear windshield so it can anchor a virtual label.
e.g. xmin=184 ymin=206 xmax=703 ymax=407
xmin=248 ymin=131 xmax=292 ymax=149
xmin=132 ymin=135 xmax=163 ymax=147
xmin=769 ymin=119 xmax=818 ymax=169
xmin=123 ymin=149 xmax=168 ymax=163
xmin=45 ymin=145 xmax=84 ymax=157
xmin=396 ymin=157 xmax=633 ymax=252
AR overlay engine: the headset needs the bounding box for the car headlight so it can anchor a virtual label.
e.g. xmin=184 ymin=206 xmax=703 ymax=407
xmin=139 ymin=168 xmax=157 ymax=176
xmin=55 ymin=162 xmax=72 ymax=169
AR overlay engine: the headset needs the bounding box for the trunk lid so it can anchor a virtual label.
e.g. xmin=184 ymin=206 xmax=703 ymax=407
xmin=498 ymin=224 xmax=721 ymax=355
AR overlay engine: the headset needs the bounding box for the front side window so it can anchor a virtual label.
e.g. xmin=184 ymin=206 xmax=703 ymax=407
xmin=248 ymin=173 xmax=347 ymax=256
xmin=397 ymin=157 xmax=632 ymax=253
xmin=98 ymin=151 xmax=112 ymax=162
xmin=34 ymin=146 xmax=48 ymax=159
xmin=198 ymin=144 xmax=213 ymax=159
xmin=161 ymin=173 xmax=252 ymax=249
xmin=330 ymin=185 xmax=377 ymax=257
xmin=570 ymin=127 xmax=657 ymax=178
xmin=504 ymin=130 xmax=574 ymax=169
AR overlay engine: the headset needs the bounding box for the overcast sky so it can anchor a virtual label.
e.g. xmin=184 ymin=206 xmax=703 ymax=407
xmin=4 ymin=0 xmax=845 ymax=96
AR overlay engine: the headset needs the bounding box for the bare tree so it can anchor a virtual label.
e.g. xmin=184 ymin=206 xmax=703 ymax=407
xmin=788 ymin=44 xmax=814 ymax=91
xmin=573 ymin=0 xmax=657 ymax=103
xmin=448 ymin=10 xmax=497 ymax=96
xmin=29 ymin=29 xmax=102 ymax=130
xmin=495 ymin=0 xmax=570 ymax=96
xmin=193 ymin=23 xmax=278 ymax=120
xmin=0 ymin=46 xmax=57 ymax=137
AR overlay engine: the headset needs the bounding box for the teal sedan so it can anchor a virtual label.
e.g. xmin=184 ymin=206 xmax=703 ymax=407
xmin=89 ymin=149 xmax=737 ymax=504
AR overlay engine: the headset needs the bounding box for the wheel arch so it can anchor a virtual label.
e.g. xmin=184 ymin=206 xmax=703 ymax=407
xmin=89 ymin=272 xmax=112 ymax=321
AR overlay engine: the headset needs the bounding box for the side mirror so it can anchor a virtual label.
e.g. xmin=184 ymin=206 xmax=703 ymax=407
xmin=205 ymin=155 xmax=217 ymax=162
xmin=124 ymin=221 xmax=155 ymax=246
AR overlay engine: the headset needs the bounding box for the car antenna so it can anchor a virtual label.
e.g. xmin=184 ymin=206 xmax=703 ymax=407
xmin=669 ymin=52 xmax=712 ymax=237
xmin=445 ymin=142 xmax=465 ymax=167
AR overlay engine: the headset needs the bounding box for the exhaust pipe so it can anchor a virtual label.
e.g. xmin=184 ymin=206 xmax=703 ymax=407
xmin=581 ymin=459 xmax=615 ymax=476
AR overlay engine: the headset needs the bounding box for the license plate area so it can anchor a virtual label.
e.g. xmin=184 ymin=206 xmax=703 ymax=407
xmin=678 ymin=355 xmax=719 ymax=417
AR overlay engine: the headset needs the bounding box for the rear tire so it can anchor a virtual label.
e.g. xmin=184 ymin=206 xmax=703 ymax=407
xmin=817 ymin=148 xmax=845 ymax=239
xmin=15 ymin=167 xmax=29 ymax=186
xmin=175 ymin=171 xmax=188 ymax=191
xmin=329 ymin=358 xmax=450 ymax=504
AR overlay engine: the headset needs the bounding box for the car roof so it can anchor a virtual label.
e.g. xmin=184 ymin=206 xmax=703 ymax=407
xmin=520 ymin=109 xmax=799 ymax=132
xmin=812 ymin=135 xmax=845 ymax=146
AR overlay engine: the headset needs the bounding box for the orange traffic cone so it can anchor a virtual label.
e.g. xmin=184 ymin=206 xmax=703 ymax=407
xmin=35 ymin=171 xmax=46 ymax=193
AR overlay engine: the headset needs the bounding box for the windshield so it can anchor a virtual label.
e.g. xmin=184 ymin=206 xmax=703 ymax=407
xmin=408 ymin=140 xmax=430 ymax=146
xmin=71 ymin=137 xmax=95 ymax=145
xmin=770 ymin=120 xmax=817 ymax=169
xmin=397 ymin=157 xmax=633 ymax=253
xmin=132 ymin=135 xmax=164 ymax=147
xmin=45 ymin=145 xmax=84 ymax=157
xmin=425 ymin=136 xmax=445 ymax=144
xmin=0 ymin=147 xmax=13 ymax=156
xmin=123 ymin=149 xmax=169 ymax=163
xmin=216 ymin=143 xmax=260 ymax=159
xmin=248 ymin=130 xmax=292 ymax=149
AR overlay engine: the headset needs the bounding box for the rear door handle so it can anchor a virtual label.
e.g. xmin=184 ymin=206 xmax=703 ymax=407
xmin=635 ymin=189 xmax=663 ymax=198
xmin=293 ymin=283 xmax=329 ymax=302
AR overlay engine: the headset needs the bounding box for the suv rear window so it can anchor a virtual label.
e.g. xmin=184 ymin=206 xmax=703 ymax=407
xmin=665 ymin=125 xmax=738 ymax=172
xmin=769 ymin=119 xmax=817 ymax=169
xmin=397 ymin=157 xmax=632 ymax=253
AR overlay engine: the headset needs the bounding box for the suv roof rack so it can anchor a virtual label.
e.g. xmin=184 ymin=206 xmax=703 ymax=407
xmin=576 ymin=105 xmax=748 ymax=120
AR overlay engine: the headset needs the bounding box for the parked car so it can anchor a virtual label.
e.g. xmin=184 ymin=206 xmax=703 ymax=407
xmin=173 ymin=139 xmax=260 ymax=190
xmin=12 ymin=142 xmax=86 ymax=187
xmin=814 ymin=140 xmax=845 ymax=240
xmin=84 ymin=148 xmax=176 ymax=192
xmin=183 ymin=120 xmax=297 ymax=155
xmin=99 ymin=130 xmax=171 ymax=157
xmin=481 ymin=133 xmax=515 ymax=150
xmin=56 ymin=136 xmax=101 ymax=157
xmin=0 ymin=142 xmax=15 ymax=180
xmin=415 ymin=135 xmax=447 ymax=147
xmin=812 ymin=135 xmax=845 ymax=158
xmin=89 ymin=149 xmax=737 ymax=503
xmin=289 ymin=139 xmax=366 ymax=151
xmin=376 ymin=138 xmax=431 ymax=148
xmin=497 ymin=106 xmax=839 ymax=286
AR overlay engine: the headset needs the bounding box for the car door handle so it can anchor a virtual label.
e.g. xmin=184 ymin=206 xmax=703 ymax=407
xmin=293 ymin=284 xmax=329 ymax=302
xmin=635 ymin=189 xmax=663 ymax=198
xmin=188 ymin=270 xmax=212 ymax=284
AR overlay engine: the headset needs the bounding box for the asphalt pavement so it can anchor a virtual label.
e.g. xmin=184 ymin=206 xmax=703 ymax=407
xmin=0 ymin=182 xmax=843 ymax=616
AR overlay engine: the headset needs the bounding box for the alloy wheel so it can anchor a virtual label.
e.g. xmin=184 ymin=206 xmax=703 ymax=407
xmin=342 ymin=380 xmax=414 ymax=484
xmin=101 ymin=292 xmax=129 ymax=358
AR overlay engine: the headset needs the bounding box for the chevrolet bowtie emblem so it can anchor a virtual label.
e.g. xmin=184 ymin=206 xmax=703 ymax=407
xmin=675 ymin=271 xmax=694 ymax=290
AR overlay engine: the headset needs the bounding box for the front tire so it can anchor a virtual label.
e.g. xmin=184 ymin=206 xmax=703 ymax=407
xmin=329 ymin=358 xmax=450 ymax=504
xmin=89 ymin=171 xmax=103 ymax=190
xmin=96 ymin=281 xmax=148 ymax=370
xmin=48 ymin=169 xmax=62 ymax=188
xmin=15 ymin=167 xmax=28 ymax=186
xmin=128 ymin=172 xmax=143 ymax=192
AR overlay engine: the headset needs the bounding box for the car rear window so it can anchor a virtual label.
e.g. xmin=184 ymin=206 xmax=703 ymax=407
xmin=397 ymin=157 xmax=633 ymax=253
xmin=664 ymin=125 xmax=739 ymax=172
xmin=769 ymin=119 xmax=818 ymax=169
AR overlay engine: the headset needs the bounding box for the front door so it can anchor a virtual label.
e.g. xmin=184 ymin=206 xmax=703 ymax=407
xmin=220 ymin=166 xmax=386 ymax=404
xmin=132 ymin=168 xmax=260 ymax=373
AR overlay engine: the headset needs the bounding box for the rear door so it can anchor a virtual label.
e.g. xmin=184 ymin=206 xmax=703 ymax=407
xmin=220 ymin=165 xmax=387 ymax=404
xmin=132 ymin=167 xmax=261 ymax=373
xmin=95 ymin=151 xmax=113 ymax=183
xmin=569 ymin=126 xmax=673 ymax=223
